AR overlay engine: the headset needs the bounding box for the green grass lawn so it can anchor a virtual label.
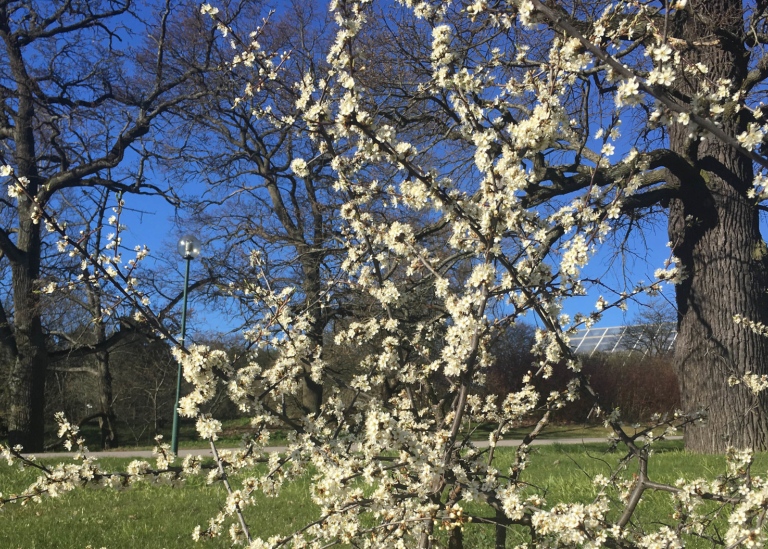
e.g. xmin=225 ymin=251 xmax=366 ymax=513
xmin=0 ymin=457 xmax=318 ymax=549
xmin=0 ymin=441 xmax=760 ymax=548
xmin=467 ymin=421 xmax=670 ymax=442
xmin=49 ymin=417 xmax=292 ymax=452
xmin=67 ymin=420 xmax=650 ymax=453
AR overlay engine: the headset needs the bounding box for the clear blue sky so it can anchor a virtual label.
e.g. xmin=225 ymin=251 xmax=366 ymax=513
xmin=117 ymin=185 xmax=677 ymax=339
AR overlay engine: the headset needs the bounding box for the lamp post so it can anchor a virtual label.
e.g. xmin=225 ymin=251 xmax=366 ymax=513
xmin=171 ymin=234 xmax=201 ymax=455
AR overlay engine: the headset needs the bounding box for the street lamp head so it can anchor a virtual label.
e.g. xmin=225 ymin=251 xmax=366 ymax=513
xmin=177 ymin=234 xmax=202 ymax=260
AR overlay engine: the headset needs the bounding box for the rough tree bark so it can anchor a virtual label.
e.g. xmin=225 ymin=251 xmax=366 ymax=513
xmin=668 ymin=0 xmax=768 ymax=452
xmin=7 ymin=235 xmax=46 ymax=451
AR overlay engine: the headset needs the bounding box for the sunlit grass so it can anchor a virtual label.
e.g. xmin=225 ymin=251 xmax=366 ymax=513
xmin=0 ymin=457 xmax=317 ymax=549
xmin=66 ymin=419 xmax=648 ymax=452
xmin=62 ymin=418 xmax=292 ymax=452
xmin=1 ymin=441 xmax=763 ymax=548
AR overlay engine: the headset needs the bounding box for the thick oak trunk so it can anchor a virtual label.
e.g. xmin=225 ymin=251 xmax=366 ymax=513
xmin=669 ymin=0 xmax=768 ymax=452
xmin=6 ymin=349 xmax=46 ymax=452
xmin=669 ymin=169 xmax=768 ymax=452
xmin=7 ymin=258 xmax=47 ymax=452
xmin=2 ymin=6 xmax=48 ymax=452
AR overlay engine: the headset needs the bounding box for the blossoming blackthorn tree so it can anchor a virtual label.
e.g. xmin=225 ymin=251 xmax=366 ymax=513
xmin=283 ymin=0 xmax=768 ymax=454
xmin=9 ymin=0 xmax=768 ymax=546
xmin=108 ymin=0 xmax=768 ymax=545
xmin=358 ymin=0 xmax=768 ymax=454
xmin=186 ymin=0 xmax=768 ymax=544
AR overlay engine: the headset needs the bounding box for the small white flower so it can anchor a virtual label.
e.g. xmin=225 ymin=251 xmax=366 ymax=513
xmin=290 ymin=158 xmax=309 ymax=178
xmin=616 ymin=77 xmax=641 ymax=107
xmin=738 ymin=123 xmax=765 ymax=151
xmin=200 ymin=3 xmax=219 ymax=16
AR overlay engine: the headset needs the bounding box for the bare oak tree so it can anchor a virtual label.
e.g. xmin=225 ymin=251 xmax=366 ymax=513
xmin=0 ymin=0 xmax=218 ymax=450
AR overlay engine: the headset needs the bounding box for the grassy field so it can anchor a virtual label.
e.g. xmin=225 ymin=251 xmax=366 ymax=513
xmin=49 ymin=417 xmax=292 ymax=452
xmin=66 ymin=419 xmax=658 ymax=453
xmin=467 ymin=421 xmax=672 ymax=442
xmin=0 ymin=456 xmax=316 ymax=549
xmin=1 ymin=440 xmax=762 ymax=548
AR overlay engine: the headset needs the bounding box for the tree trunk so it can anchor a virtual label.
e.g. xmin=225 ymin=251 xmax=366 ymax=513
xmin=448 ymin=525 xmax=463 ymax=549
xmin=87 ymin=276 xmax=119 ymax=450
xmin=494 ymin=508 xmax=509 ymax=549
xmin=2 ymin=6 xmax=47 ymax=453
xmin=95 ymin=350 xmax=118 ymax=449
xmin=300 ymin=258 xmax=324 ymax=416
xmin=7 ymin=258 xmax=47 ymax=452
xmin=301 ymin=376 xmax=323 ymax=416
xmin=669 ymin=0 xmax=768 ymax=452
xmin=6 ymin=347 xmax=46 ymax=452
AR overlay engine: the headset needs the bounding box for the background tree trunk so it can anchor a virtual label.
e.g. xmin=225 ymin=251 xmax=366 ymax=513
xmin=301 ymin=272 xmax=324 ymax=416
xmin=95 ymin=349 xmax=117 ymax=449
xmin=669 ymin=0 xmax=768 ymax=452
